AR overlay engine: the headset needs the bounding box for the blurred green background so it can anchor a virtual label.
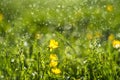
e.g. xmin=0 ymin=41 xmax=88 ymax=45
xmin=0 ymin=0 xmax=120 ymax=36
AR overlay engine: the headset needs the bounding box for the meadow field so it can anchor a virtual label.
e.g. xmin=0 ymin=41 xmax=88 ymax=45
xmin=0 ymin=0 xmax=120 ymax=80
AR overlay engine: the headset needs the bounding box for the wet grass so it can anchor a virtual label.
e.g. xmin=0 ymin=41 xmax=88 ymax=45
xmin=0 ymin=0 xmax=120 ymax=80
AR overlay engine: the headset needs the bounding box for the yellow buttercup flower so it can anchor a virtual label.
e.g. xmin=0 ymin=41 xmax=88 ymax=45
xmin=0 ymin=13 xmax=3 ymax=22
xmin=51 ymin=68 xmax=61 ymax=74
xmin=49 ymin=60 xmax=58 ymax=67
xmin=106 ymin=5 xmax=113 ymax=12
xmin=49 ymin=39 xmax=58 ymax=51
xmin=108 ymin=34 xmax=114 ymax=41
xmin=95 ymin=32 xmax=102 ymax=38
xmin=112 ymin=40 xmax=120 ymax=48
xmin=86 ymin=33 xmax=93 ymax=40
xmin=50 ymin=54 xmax=58 ymax=61
xmin=35 ymin=33 xmax=42 ymax=39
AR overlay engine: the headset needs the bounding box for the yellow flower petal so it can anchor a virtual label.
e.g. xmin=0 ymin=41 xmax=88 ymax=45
xmin=49 ymin=39 xmax=58 ymax=51
xmin=50 ymin=54 xmax=58 ymax=61
xmin=112 ymin=40 xmax=120 ymax=48
xmin=51 ymin=68 xmax=61 ymax=74
xmin=106 ymin=5 xmax=113 ymax=12
xmin=108 ymin=34 xmax=114 ymax=41
xmin=86 ymin=33 xmax=93 ymax=40
xmin=49 ymin=60 xmax=58 ymax=67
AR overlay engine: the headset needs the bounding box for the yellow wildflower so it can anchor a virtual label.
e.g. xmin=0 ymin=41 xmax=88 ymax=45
xmin=112 ymin=40 xmax=120 ymax=48
xmin=86 ymin=33 xmax=93 ymax=40
xmin=49 ymin=39 xmax=58 ymax=51
xmin=108 ymin=34 xmax=114 ymax=41
xmin=51 ymin=68 xmax=61 ymax=74
xmin=0 ymin=13 xmax=3 ymax=22
xmin=95 ymin=32 xmax=102 ymax=38
xmin=50 ymin=53 xmax=58 ymax=61
xmin=35 ymin=33 xmax=42 ymax=39
xmin=106 ymin=5 xmax=113 ymax=12
xmin=49 ymin=60 xmax=58 ymax=67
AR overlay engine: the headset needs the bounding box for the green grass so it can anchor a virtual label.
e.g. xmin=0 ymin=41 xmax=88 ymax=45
xmin=0 ymin=0 xmax=120 ymax=80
